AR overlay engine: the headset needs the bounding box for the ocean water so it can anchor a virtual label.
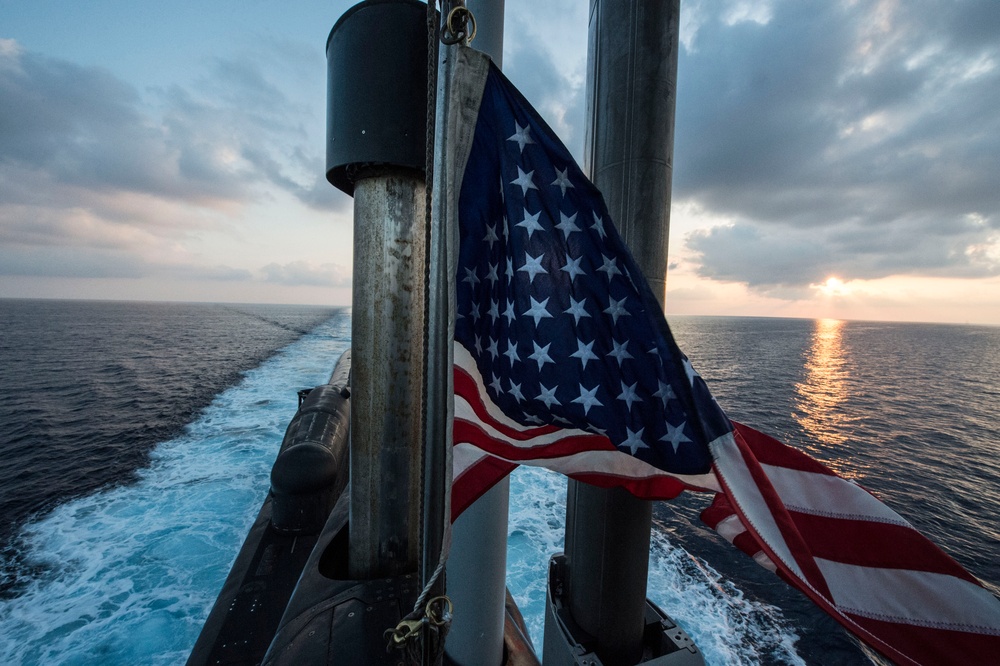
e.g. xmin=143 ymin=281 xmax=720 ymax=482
xmin=0 ymin=300 xmax=350 ymax=664
xmin=0 ymin=301 xmax=997 ymax=664
xmin=0 ymin=300 xmax=343 ymax=558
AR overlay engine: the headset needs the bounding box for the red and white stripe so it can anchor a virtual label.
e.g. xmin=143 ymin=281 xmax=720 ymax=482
xmin=704 ymin=422 xmax=1000 ymax=666
xmin=451 ymin=343 xmax=720 ymax=518
xmin=450 ymin=344 xmax=1000 ymax=665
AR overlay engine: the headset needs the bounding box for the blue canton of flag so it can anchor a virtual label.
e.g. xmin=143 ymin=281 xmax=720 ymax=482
xmin=454 ymin=65 xmax=728 ymax=477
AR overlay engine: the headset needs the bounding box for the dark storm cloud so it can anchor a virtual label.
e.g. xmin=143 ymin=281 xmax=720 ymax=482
xmin=674 ymin=0 xmax=1000 ymax=291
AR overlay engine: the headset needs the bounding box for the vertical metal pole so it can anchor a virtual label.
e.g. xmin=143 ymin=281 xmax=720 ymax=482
xmin=443 ymin=3 xmax=509 ymax=665
xmin=584 ymin=0 xmax=678 ymax=310
xmin=350 ymin=171 xmax=426 ymax=579
xmin=466 ymin=0 xmax=504 ymax=65
xmin=444 ymin=476 xmax=509 ymax=666
xmin=562 ymin=1 xmax=680 ymax=664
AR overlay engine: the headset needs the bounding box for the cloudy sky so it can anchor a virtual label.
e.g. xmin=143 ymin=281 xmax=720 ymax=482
xmin=2 ymin=1 xmax=998 ymax=324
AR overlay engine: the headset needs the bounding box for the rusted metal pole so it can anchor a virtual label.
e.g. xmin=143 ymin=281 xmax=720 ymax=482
xmin=349 ymin=171 xmax=426 ymax=579
xmin=325 ymin=0 xmax=431 ymax=582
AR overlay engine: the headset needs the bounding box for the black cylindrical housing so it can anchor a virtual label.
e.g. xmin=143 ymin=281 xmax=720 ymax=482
xmin=325 ymin=0 xmax=429 ymax=195
xmin=270 ymin=383 xmax=351 ymax=535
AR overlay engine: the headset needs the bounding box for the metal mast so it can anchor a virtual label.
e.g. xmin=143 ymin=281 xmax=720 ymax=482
xmin=561 ymin=1 xmax=681 ymax=664
xmin=326 ymin=0 xmax=432 ymax=581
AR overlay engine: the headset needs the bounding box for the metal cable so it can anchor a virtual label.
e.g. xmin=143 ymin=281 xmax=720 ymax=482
xmin=416 ymin=0 xmax=439 ymax=605
xmin=414 ymin=0 xmax=449 ymax=617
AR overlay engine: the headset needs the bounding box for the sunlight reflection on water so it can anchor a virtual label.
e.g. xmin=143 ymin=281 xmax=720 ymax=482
xmin=792 ymin=319 xmax=867 ymax=479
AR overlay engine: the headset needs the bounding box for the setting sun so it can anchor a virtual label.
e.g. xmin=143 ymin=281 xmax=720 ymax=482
xmin=817 ymin=276 xmax=851 ymax=297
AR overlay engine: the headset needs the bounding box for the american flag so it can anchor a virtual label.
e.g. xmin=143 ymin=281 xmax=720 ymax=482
xmin=452 ymin=63 xmax=727 ymax=510
xmin=447 ymin=56 xmax=1000 ymax=666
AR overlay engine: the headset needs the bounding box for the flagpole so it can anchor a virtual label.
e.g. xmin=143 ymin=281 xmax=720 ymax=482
xmin=432 ymin=4 xmax=510 ymax=665
xmin=557 ymin=1 xmax=681 ymax=664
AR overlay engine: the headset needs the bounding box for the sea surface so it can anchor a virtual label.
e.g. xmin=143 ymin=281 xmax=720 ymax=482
xmin=0 ymin=299 xmax=997 ymax=664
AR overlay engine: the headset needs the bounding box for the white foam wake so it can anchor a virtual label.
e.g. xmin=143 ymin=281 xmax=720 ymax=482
xmin=504 ymin=465 xmax=805 ymax=665
xmin=0 ymin=315 xmax=350 ymax=665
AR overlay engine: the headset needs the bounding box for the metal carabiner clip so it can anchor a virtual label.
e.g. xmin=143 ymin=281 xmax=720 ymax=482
xmin=425 ymin=595 xmax=454 ymax=627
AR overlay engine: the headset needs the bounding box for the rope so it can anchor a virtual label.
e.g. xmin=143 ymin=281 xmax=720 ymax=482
xmin=405 ymin=4 xmax=477 ymax=662
xmin=414 ymin=0 xmax=439 ymax=610
xmin=405 ymin=4 xmax=451 ymax=663
xmin=417 ymin=0 xmax=437 ymax=555
xmin=415 ymin=529 xmax=451 ymax=610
